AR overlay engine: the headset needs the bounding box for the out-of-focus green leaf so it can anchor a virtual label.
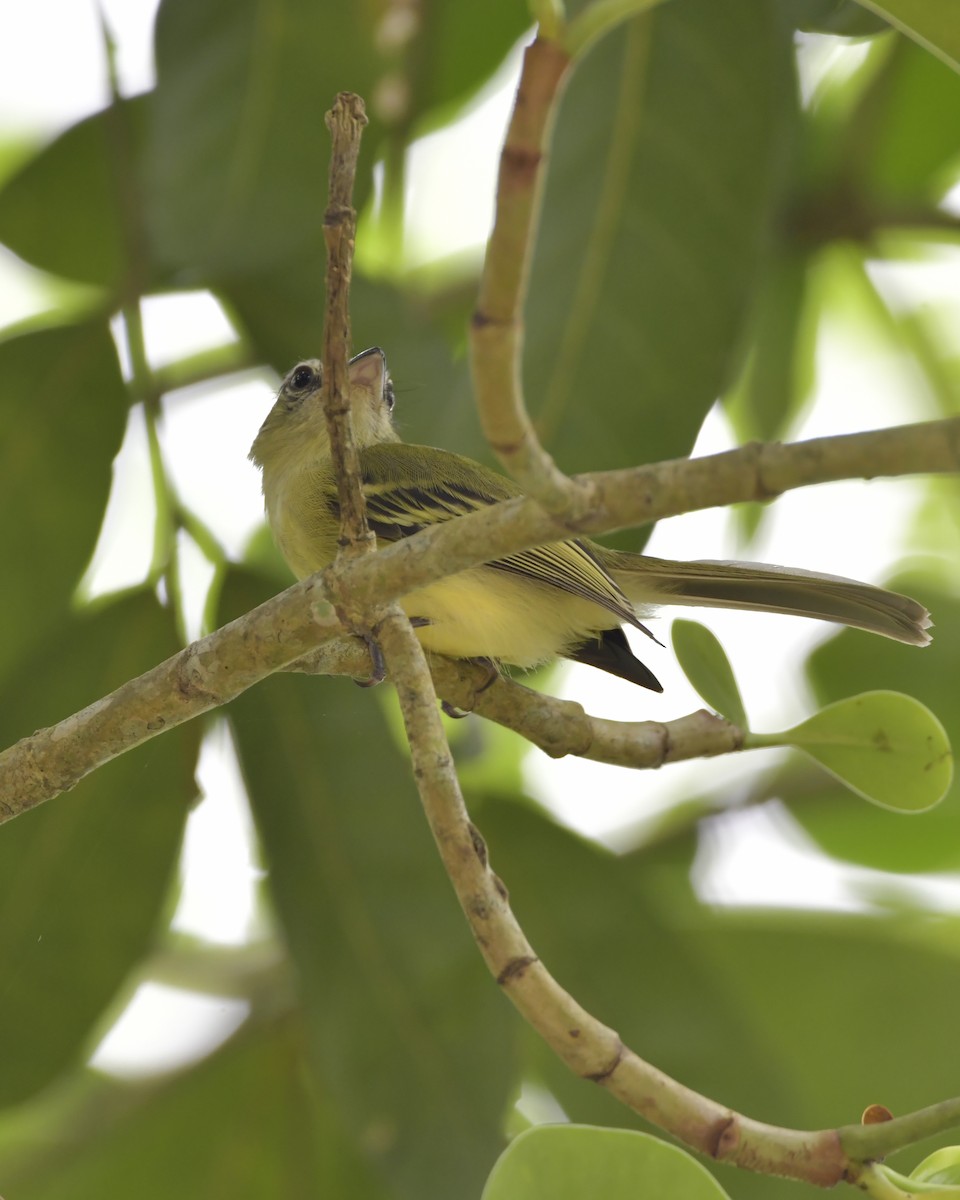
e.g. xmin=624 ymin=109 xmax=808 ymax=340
xmin=686 ymin=908 xmax=960 ymax=1136
xmin=0 ymin=591 xmax=197 ymax=1107
xmin=724 ymin=251 xmax=814 ymax=445
xmin=482 ymin=1125 xmax=731 ymax=1200
xmin=147 ymin=0 xmax=385 ymax=283
xmin=226 ymin=272 xmax=479 ymax=453
xmin=219 ymin=568 xmax=515 ymax=1200
xmin=0 ymin=321 xmax=128 ymax=681
xmin=797 ymin=575 xmax=960 ymax=870
xmin=477 ymin=802 xmax=790 ymax=1129
xmin=0 ymin=98 xmax=148 ymax=290
xmin=786 ymin=0 xmax=891 ymax=35
xmin=524 ymin=0 xmax=795 ymax=541
xmin=406 ymin=1 xmax=530 ymax=130
xmin=771 ymin=689 xmax=951 ymax=812
xmin=671 ymin=619 xmax=748 ymax=729
xmin=852 ymin=0 xmax=960 ymax=72
xmin=855 ymin=36 xmax=960 ymax=201
xmin=0 ymin=1018 xmax=387 ymax=1200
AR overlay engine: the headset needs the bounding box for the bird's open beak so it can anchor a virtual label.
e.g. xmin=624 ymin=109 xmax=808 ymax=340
xmin=348 ymin=346 xmax=386 ymax=391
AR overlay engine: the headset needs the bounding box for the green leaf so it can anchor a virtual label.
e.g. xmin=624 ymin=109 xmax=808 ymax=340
xmin=220 ymin=568 xmax=516 ymax=1200
xmin=855 ymin=35 xmax=960 ymax=202
xmin=477 ymin=802 xmax=791 ymax=1130
xmin=0 ymin=321 xmax=128 ymax=681
xmin=776 ymin=690 xmax=951 ymax=812
xmin=0 ymin=592 xmax=198 ymax=1106
xmin=147 ymin=0 xmax=384 ymax=283
xmin=852 ymin=0 xmax=960 ymax=72
xmin=786 ymin=0 xmax=891 ymax=35
xmin=724 ymin=250 xmax=814 ymax=445
xmin=407 ymin=0 xmax=531 ymax=129
xmin=912 ymin=1146 xmax=960 ymax=1186
xmin=0 ymin=1018 xmax=387 ymax=1200
xmin=0 ymin=98 xmax=148 ymax=290
xmin=683 ymin=908 xmax=960 ymax=1143
xmin=671 ymin=620 xmax=748 ymax=729
xmin=524 ymin=0 xmax=795 ymax=545
xmin=227 ymin=271 xmax=479 ymax=454
xmin=797 ymin=580 xmax=960 ymax=869
xmin=482 ymin=1125 xmax=731 ymax=1200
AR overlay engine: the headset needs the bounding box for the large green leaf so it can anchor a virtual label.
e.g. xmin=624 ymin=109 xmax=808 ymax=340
xmin=723 ymin=249 xmax=815 ymax=446
xmin=220 ymin=568 xmax=516 ymax=1200
xmin=687 ymin=909 xmax=960 ymax=1134
xmin=482 ymin=1125 xmax=731 ymax=1200
xmin=0 ymin=592 xmax=197 ymax=1107
xmin=147 ymin=0 xmax=386 ymax=283
xmin=478 ymin=802 xmax=960 ymax=1200
xmin=785 ymin=0 xmax=891 ymax=35
xmin=406 ymin=0 xmax=531 ymax=130
xmin=226 ymin=272 xmax=479 ymax=454
xmin=0 ymin=1018 xmax=386 ymax=1200
xmin=853 ymin=35 xmax=960 ymax=201
xmin=853 ymin=0 xmax=960 ymax=72
xmin=475 ymin=802 xmax=791 ymax=1128
xmin=0 ymin=98 xmax=149 ymax=290
xmin=0 ymin=321 xmax=128 ymax=681
xmin=523 ymin=0 xmax=795 ymax=512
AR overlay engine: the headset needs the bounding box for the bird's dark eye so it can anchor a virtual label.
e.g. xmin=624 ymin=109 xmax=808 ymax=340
xmin=290 ymin=363 xmax=317 ymax=391
xmin=384 ymin=375 xmax=396 ymax=412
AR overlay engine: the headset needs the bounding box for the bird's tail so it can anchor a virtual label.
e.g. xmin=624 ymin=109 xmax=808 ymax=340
xmin=603 ymin=552 xmax=932 ymax=646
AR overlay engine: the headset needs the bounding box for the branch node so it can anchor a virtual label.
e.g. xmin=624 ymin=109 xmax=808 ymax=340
xmin=497 ymin=955 xmax=539 ymax=986
xmin=468 ymin=821 xmax=489 ymax=867
xmin=708 ymin=1115 xmax=739 ymax=1161
xmin=584 ymin=1039 xmax=625 ymax=1084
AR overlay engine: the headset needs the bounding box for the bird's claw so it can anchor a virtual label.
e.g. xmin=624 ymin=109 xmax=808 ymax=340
xmin=353 ymin=633 xmax=387 ymax=687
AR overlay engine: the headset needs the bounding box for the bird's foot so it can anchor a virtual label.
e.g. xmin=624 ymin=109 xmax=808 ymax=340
xmin=353 ymin=633 xmax=386 ymax=687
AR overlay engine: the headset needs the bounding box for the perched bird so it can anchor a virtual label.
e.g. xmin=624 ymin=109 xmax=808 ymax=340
xmin=250 ymin=347 xmax=931 ymax=693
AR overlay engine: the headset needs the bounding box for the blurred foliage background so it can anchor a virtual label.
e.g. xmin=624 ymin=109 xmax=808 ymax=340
xmin=1 ymin=0 xmax=960 ymax=1197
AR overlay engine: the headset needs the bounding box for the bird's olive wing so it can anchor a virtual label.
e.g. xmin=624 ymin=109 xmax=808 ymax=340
xmin=357 ymin=444 xmax=640 ymax=628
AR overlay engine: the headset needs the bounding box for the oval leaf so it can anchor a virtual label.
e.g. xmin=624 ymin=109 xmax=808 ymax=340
xmin=482 ymin=1125 xmax=731 ymax=1200
xmin=781 ymin=690 xmax=952 ymax=812
xmin=671 ymin=619 xmax=748 ymax=729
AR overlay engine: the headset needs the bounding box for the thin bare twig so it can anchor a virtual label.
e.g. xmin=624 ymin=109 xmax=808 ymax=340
xmin=470 ymin=37 xmax=586 ymax=511
xmin=1 ymin=419 xmax=958 ymax=819
xmin=322 ymin=92 xmax=373 ymax=556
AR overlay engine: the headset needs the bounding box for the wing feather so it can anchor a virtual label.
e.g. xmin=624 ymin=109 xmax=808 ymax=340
xmin=356 ymin=444 xmax=646 ymax=632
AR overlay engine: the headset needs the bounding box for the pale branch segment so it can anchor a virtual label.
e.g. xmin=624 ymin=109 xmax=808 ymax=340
xmin=0 ymin=582 xmax=344 ymax=821
xmin=1 ymin=419 xmax=958 ymax=819
xmin=321 ymin=92 xmax=374 ymax=558
xmin=328 ymin=415 xmax=960 ymax=616
xmin=470 ymin=36 xmax=589 ymax=513
xmin=291 ymin=643 xmax=743 ymax=766
xmin=363 ymin=559 xmax=933 ymax=1190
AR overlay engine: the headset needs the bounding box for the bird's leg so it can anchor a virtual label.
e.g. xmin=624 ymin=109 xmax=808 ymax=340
xmin=353 ymin=615 xmax=432 ymax=688
xmin=353 ymin=633 xmax=387 ymax=687
xmin=441 ymin=657 xmax=500 ymax=719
